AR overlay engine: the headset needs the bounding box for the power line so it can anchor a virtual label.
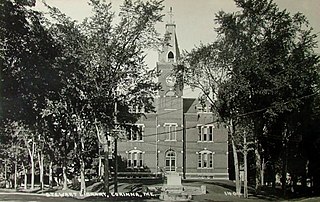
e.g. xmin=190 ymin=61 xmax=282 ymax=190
xmin=1 ymin=90 xmax=317 ymax=144
xmin=131 ymin=90 xmax=320 ymax=139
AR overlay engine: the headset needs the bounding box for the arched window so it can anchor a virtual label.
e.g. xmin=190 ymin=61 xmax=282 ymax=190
xmin=127 ymin=149 xmax=143 ymax=168
xmin=168 ymin=51 xmax=174 ymax=62
xmin=165 ymin=149 xmax=176 ymax=171
xmin=198 ymin=150 xmax=214 ymax=169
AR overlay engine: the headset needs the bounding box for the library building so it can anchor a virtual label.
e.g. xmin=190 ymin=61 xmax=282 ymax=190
xmin=117 ymin=16 xmax=229 ymax=180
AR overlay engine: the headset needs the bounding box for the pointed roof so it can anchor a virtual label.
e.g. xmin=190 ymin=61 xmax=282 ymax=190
xmin=158 ymin=7 xmax=180 ymax=63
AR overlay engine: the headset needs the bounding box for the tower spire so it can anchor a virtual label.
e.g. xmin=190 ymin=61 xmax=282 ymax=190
xmin=168 ymin=7 xmax=174 ymax=24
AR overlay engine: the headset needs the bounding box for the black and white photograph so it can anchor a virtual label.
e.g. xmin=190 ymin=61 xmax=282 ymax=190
xmin=1 ymin=0 xmax=320 ymax=201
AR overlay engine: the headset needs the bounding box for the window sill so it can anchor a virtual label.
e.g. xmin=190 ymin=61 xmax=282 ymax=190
xmin=127 ymin=140 xmax=144 ymax=142
xmin=197 ymin=141 xmax=214 ymax=143
xmin=197 ymin=167 xmax=214 ymax=170
xmin=127 ymin=167 xmax=144 ymax=169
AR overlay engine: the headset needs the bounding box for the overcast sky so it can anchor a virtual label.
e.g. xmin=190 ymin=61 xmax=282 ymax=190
xmin=35 ymin=0 xmax=320 ymax=97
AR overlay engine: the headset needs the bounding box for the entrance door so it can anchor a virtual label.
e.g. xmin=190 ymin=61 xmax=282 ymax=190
xmin=165 ymin=150 xmax=176 ymax=172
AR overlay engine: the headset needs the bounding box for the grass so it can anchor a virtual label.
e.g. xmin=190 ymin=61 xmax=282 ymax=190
xmin=0 ymin=180 xmax=319 ymax=202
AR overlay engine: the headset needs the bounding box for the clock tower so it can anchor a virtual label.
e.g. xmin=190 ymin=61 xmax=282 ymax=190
xmin=155 ymin=8 xmax=184 ymax=175
xmin=157 ymin=8 xmax=182 ymax=98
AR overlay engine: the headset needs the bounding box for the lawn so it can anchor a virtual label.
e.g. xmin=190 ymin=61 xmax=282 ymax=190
xmin=0 ymin=180 xmax=319 ymax=202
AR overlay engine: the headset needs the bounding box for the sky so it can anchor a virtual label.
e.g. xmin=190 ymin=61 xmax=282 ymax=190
xmin=35 ymin=0 xmax=320 ymax=97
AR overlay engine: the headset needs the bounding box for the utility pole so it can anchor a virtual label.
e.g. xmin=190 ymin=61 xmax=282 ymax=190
xmin=114 ymin=137 xmax=118 ymax=193
xmin=156 ymin=115 xmax=158 ymax=177
xmin=182 ymin=114 xmax=186 ymax=179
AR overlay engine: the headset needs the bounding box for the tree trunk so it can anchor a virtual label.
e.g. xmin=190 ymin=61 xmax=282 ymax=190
xmin=22 ymin=163 xmax=27 ymax=189
xmin=63 ymin=130 xmax=68 ymax=190
xmin=229 ymin=118 xmax=240 ymax=196
xmin=62 ymin=165 xmax=68 ymax=190
xmin=281 ymin=140 xmax=288 ymax=197
xmin=98 ymin=156 xmax=102 ymax=177
xmin=14 ymin=158 xmax=17 ymax=189
xmin=80 ymin=137 xmax=86 ymax=196
xmin=31 ymin=152 xmax=34 ymax=189
xmin=243 ymin=134 xmax=248 ymax=198
xmin=255 ymin=140 xmax=261 ymax=193
xmin=28 ymin=139 xmax=36 ymax=190
xmin=49 ymin=161 xmax=53 ymax=188
xmin=104 ymin=144 xmax=109 ymax=195
xmin=38 ymin=152 xmax=44 ymax=190
xmin=95 ymin=122 xmax=109 ymax=195
xmin=80 ymin=159 xmax=86 ymax=195
xmin=261 ymin=157 xmax=265 ymax=187
xmin=4 ymin=160 xmax=7 ymax=188
xmin=271 ymin=161 xmax=276 ymax=190
xmin=232 ymin=139 xmax=241 ymax=195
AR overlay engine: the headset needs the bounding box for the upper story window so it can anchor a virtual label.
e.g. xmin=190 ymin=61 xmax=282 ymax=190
xmin=168 ymin=51 xmax=174 ymax=62
xmin=198 ymin=150 xmax=214 ymax=169
xmin=127 ymin=149 xmax=143 ymax=168
xmin=197 ymin=105 xmax=211 ymax=113
xmin=128 ymin=124 xmax=144 ymax=141
xmin=164 ymin=123 xmax=177 ymax=141
xmin=129 ymin=105 xmax=145 ymax=114
xmin=198 ymin=125 xmax=214 ymax=142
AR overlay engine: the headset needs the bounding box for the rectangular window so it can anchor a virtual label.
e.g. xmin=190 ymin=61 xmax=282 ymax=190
xmin=208 ymin=126 xmax=213 ymax=141
xmin=138 ymin=125 xmax=144 ymax=141
xmin=133 ymin=153 xmax=137 ymax=167
xmin=197 ymin=105 xmax=211 ymax=113
xmin=203 ymin=153 xmax=208 ymax=168
xmin=166 ymin=159 xmax=170 ymax=167
xmin=128 ymin=125 xmax=144 ymax=141
xmin=209 ymin=153 xmax=213 ymax=168
xmin=198 ymin=126 xmax=202 ymax=141
xmin=198 ymin=152 xmax=213 ymax=169
xmin=128 ymin=129 xmax=132 ymax=141
xmin=132 ymin=129 xmax=137 ymax=140
xmin=165 ymin=123 xmax=177 ymax=141
xmin=203 ymin=127 xmax=207 ymax=141
xmin=201 ymin=127 xmax=205 ymax=140
xmin=198 ymin=125 xmax=214 ymax=142
xmin=171 ymin=158 xmax=175 ymax=167
xmin=139 ymin=153 xmax=143 ymax=167
xmin=129 ymin=105 xmax=145 ymax=114
xmin=197 ymin=106 xmax=204 ymax=113
xmin=128 ymin=151 xmax=143 ymax=168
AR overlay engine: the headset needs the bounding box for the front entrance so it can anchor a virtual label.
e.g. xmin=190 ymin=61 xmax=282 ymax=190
xmin=165 ymin=150 xmax=176 ymax=172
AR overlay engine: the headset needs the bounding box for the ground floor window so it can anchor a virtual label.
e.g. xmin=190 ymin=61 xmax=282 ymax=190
xmin=165 ymin=150 xmax=176 ymax=171
xmin=198 ymin=150 xmax=213 ymax=169
xmin=127 ymin=150 xmax=143 ymax=168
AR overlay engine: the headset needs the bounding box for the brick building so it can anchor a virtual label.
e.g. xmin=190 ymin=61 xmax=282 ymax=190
xmin=117 ymin=18 xmax=229 ymax=180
